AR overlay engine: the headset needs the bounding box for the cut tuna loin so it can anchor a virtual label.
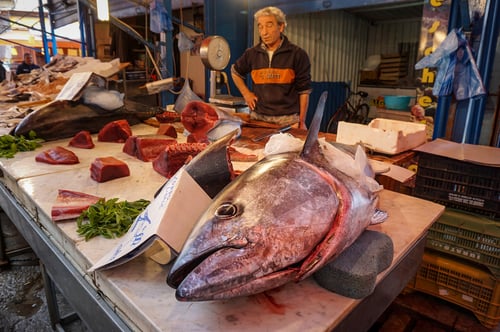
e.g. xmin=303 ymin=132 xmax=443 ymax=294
xmin=51 ymin=189 xmax=102 ymax=222
xmin=90 ymin=156 xmax=130 ymax=182
xmin=156 ymin=123 xmax=178 ymax=138
xmin=153 ymin=143 xmax=207 ymax=178
xmin=69 ymin=130 xmax=95 ymax=149
xmin=35 ymin=146 xmax=79 ymax=164
xmin=122 ymin=135 xmax=177 ymax=162
xmin=156 ymin=111 xmax=180 ymax=123
xmin=97 ymin=119 xmax=132 ymax=143
xmin=181 ymin=101 xmax=219 ymax=135
xmin=187 ymin=133 xmax=210 ymax=144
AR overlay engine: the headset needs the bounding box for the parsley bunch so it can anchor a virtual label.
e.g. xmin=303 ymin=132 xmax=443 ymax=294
xmin=77 ymin=198 xmax=150 ymax=241
xmin=0 ymin=131 xmax=44 ymax=158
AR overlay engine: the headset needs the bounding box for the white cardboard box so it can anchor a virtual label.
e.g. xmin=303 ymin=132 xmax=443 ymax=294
xmin=336 ymin=118 xmax=427 ymax=155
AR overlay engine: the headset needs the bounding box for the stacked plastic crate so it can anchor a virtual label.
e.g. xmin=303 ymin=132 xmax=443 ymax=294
xmin=409 ymin=141 xmax=500 ymax=329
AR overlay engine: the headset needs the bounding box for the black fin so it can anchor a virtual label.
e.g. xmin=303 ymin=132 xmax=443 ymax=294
xmin=301 ymin=91 xmax=328 ymax=158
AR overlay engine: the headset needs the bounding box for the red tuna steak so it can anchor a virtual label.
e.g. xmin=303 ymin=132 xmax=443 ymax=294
xmin=123 ymin=135 xmax=177 ymax=162
xmin=181 ymin=101 xmax=218 ymax=135
xmin=69 ymin=130 xmax=95 ymax=149
xmin=153 ymin=143 xmax=207 ymax=178
xmin=97 ymin=119 xmax=132 ymax=143
xmin=90 ymin=156 xmax=130 ymax=182
xmin=35 ymin=146 xmax=79 ymax=164
xmin=156 ymin=123 xmax=178 ymax=138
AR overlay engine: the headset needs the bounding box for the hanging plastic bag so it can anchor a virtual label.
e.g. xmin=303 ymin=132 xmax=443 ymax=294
xmin=150 ymin=0 xmax=173 ymax=33
xmin=174 ymin=79 xmax=202 ymax=113
xmin=177 ymin=32 xmax=194 ymax=53
xmin=415 ymin=28 xmax=486 ymax=101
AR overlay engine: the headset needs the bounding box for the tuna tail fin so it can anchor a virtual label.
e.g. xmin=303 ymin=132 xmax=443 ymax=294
xmin=301 ymin=91 xmax=328 ymax=158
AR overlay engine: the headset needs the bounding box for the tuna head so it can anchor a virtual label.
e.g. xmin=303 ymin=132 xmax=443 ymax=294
xmin=167 ymin=151 xmax=340 ymax=301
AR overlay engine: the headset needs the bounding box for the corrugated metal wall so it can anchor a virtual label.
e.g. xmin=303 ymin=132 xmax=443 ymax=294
xmin=284 ymin=10 xmax=421 ymax=87
xmin=286 ymin=10 xmax=370 ymax=85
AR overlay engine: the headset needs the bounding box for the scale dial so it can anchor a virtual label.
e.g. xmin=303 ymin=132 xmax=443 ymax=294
xmin=200 ymin=35 xmax=231 ymax=71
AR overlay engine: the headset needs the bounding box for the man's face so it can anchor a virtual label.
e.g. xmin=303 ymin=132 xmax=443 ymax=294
xmin=257 ymin=15 xmax=284 ymax=50
xmin=24 ymin=55 xmax=33 ymax=64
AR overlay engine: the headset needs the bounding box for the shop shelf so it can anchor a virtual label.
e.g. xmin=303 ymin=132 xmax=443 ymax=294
xmin=426 ymin=208 xmax=499 ymax=276
xmin=408 ymin=251 xmax=500 ymax=329
xmin=414 ymin=153 xmax=500 ymax=219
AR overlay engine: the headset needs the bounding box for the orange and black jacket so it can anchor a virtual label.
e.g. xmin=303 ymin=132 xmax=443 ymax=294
xmin=232 ymin=35 xmax=311 ymax=116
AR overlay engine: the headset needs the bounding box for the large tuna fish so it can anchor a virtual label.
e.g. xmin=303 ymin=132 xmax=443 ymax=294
xmin=167 ymin=92 xmax=380 ymax=301
xmin=12 ymin=99 xmax=163 ymax=141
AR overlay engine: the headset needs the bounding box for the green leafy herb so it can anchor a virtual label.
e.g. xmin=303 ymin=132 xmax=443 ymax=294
xmin=0 ymin=131 xmax=44 ymax=158
xmin=76 ymin=198 xmax=150 ymax=241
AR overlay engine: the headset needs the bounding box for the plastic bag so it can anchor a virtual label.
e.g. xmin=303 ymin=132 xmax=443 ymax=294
xmin=177 ymin=32 xmax=194 ymax=53
xmin=82 ymin=85 xmax=124 ymax=110
xmin=415 ymin=28 xmax=485 ymax=101
xmin=150 ymin=0 xmax=173 ymax=33
xmin=174 ymin=79 xmax=202 ymax=113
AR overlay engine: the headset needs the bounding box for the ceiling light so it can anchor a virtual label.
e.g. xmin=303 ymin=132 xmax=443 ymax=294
xmin=96 ymin=0 xmax=109 ymax=21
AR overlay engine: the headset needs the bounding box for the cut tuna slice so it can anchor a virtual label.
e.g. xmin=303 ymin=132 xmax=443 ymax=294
xmin=156 ymin=123 xmax=178 ymax=138
xmin=122 ymin=135 xmax=177 ymax=161
xmin=187 ymin=133 xmax=210 ymax=144
xmin=68 ymin=130 xmax=95 ymax=149
xmin=152 ymin=143 xmax=207 ymax=178
xmin=156 ymin=111 xmax=180 ymax=123
xmin=90 ymin=156 xmax=130 ymax=182
xmin=35 ymin=146 xmax=79 ymax=164
xmin=97 ymin=119 xmax=132 ymax=143
xmin=51 ymin=189 xmax=102 ymax=222
xmin=181 ymin=101 xmax=219 ymax=135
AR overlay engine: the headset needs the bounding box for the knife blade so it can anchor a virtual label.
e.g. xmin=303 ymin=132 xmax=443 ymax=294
xmin=251 ymin=125 xmax=292 ymax=142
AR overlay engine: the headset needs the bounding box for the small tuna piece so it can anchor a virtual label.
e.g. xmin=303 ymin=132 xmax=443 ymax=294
xmin=156 ymin=111 xmax=180 ymax=123
xmin=35 ymin=146 xmax=79 ymax=164
xmin=152 ymin=143 xmax=207 ymax=178
xmin=97 ymin=119 xmax=132 ymax=143
xmin=122 ymin=135 xmax=177 ymax=162
xmin=68 ymin=130 xmax=95 ymax=149
xmin=51 ymin=189 xmax=102 ymax=222
xmin=90 ymin=156 xmax=130 ymax=182
xmin=156 ymin=123 xmax=178 ymax=138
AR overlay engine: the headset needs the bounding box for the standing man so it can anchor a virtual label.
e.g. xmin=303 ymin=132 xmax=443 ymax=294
xmin=16 ymin=53 xmax=40 ymax=75
xmin=231 ymin=6 xmax=312 ymax=129
xmin=0 ymin=60 xmax=6 ymax=82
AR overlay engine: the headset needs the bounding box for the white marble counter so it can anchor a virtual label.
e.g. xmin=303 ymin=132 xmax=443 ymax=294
xmin=0 ymin=123 xmax=445 ymax=331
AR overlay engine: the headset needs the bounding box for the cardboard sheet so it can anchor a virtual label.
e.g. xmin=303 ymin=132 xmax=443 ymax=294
xmin=414 ymin=138 xmax=500 ymax=167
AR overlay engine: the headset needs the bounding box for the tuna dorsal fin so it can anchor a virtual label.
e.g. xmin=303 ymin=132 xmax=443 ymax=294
xmin=301 ymin=91 xmax=328 ymax=158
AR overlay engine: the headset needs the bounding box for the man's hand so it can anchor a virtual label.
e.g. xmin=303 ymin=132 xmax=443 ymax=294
xmin=243 ymin=92 xmax=258 ymax=111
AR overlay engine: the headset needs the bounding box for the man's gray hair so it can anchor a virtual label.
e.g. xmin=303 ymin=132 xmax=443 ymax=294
xmin=254 ymin=6 xmax=287 ymax=28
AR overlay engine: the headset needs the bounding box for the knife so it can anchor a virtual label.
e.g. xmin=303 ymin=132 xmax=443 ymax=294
xmin=251 ymin=125 xmax=292 ymax=142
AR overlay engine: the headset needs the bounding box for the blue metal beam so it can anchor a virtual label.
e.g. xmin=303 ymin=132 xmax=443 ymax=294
xmin=38 ymin=0 xmax=51 ymax=63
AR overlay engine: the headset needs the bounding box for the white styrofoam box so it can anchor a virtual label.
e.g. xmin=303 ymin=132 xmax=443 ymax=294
xmin=376 ymin=108 xmax=413 ymax=122
xmin=336 ymin=118 xmax=427 ymax=155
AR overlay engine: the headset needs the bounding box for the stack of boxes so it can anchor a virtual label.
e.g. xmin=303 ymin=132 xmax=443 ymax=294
xmin=408 ymin=140 xmax=500 ymax=329
xmin=378 ymin=53 xmax=409 ymax=85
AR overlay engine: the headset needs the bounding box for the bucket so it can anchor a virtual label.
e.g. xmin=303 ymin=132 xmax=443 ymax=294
xmin=384 ymin=95 xmax=411 ymax=110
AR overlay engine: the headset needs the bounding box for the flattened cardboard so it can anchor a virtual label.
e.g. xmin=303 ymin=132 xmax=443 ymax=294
xmin=89 ymin=167 xmax=211 ymax=271
xmin=414 ymin=138 xmax=500 ymax=167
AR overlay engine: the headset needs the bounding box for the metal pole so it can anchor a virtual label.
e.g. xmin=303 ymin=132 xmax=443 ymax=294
xmin=38 ymin=0 xmax=51 ymax=63
xmin=470 ymin=0 xmax=500 ymax=144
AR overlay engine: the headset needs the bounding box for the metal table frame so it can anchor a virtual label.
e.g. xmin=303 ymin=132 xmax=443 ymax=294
xmin=0 ymin=183 xmax=130 ymax=332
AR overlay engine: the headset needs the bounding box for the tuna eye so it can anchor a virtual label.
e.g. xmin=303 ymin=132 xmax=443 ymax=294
xmin=215 ymin=203 xmax=239 ymax=219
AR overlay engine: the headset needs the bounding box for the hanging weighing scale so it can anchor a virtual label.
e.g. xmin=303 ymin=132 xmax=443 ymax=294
xmin=200 ymin=35 xmax=247 ymax=109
